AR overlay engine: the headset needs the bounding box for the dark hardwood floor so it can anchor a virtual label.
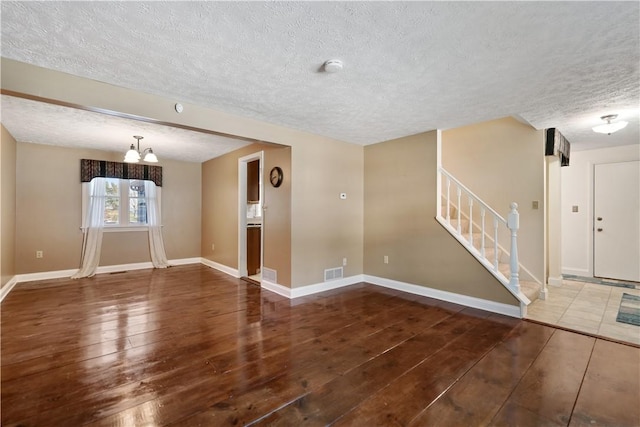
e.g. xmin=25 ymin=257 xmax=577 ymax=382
xmin=1 ymin=264 xmax=639 ymax=426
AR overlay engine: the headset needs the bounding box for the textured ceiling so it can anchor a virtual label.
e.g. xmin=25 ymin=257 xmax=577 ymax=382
xmin=0 ymin=95 xmax=251 ymax=163
xmin=1 ymin=1 xmax=639 ymax=157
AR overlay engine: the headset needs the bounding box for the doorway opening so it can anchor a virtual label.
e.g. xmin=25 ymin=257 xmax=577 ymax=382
xmin=238 ymin=151 xmax=264 ymax=284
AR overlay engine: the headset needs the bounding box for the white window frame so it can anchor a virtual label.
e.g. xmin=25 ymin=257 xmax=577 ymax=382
xmin=81 ymin=178 xmax=161 ymax=232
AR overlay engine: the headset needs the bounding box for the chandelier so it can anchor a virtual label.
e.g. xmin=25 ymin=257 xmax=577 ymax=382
xmin=124 ymin=135 xmax=158 ymax=163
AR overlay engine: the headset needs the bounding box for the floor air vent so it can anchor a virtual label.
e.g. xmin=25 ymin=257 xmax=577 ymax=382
xmin=324 ymin=267 xmax=343 ymax=282
xmin=262 ymin=268 xmax=277 ymax=283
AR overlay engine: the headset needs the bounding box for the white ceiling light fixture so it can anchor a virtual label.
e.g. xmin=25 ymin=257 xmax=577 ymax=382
xmin=124 ymin=135 xmax=158 ymax=163
xmin=592 ymin=114 xmax=628 ymax=135
xmin=323 ymin=59 xmax=343 ymax=73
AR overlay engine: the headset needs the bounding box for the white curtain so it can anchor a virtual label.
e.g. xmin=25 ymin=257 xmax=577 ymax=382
xmin=72 ymin=178 xmax=106 ymax=278
xmin=145 ymin=181 xmax=171 ymax=268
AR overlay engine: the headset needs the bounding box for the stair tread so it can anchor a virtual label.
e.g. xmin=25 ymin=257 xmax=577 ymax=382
xmin=448 ymin=218 xmax=470 ymax=233
xmin=497 ymin=263 xmax=540 ymax=303
xmin=472 ymin=232 xmax=495 ymax=247
xmin=520 ymin=280 xmax=542 ymax=302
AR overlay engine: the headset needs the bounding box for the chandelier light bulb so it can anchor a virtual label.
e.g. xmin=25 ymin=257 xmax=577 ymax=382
xmin=124 ymin=135 xmax=159 ymax=163
xmin=592 ymin=114 xmax=628 ymax=135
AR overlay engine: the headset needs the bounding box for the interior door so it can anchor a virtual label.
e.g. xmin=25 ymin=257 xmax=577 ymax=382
xmin=594 ymin=161 xmax=640 ymax=282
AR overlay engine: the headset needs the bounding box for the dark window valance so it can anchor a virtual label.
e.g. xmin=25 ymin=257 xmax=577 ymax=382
xmin=80 ymin=159 xmax=163 ymax=187
xmin=545 ymin=128 xmax=571 ymax=167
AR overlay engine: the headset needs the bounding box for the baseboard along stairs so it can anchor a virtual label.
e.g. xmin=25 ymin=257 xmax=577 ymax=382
xmin=437 ymin=167 xmax=542 ymax=317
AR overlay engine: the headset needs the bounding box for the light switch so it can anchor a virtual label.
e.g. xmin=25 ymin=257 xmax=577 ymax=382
xmin=532 ymin=201 xmax=539 ymax=209
xmin=572 ymin=205 xmax=579 ymax=213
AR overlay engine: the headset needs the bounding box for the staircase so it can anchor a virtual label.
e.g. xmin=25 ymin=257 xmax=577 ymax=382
xmin=437 ymin=168 xmax=542 ymax=317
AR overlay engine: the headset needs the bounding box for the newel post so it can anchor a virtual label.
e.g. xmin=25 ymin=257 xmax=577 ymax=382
xmin=507 ymin=202 xmax=520 ymax=293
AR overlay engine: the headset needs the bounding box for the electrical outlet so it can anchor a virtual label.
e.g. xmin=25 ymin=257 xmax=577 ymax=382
xmin=532 ymin=201 xmax=539 ymax=209
xmin=384 ymin=255 xmax=389 ymax=264
xmin=340 ymin=193 xmax=347 ymax=200
xmin=572 ymin=205 xmax=579 ymax=213
xmin=36 ymin=250 xmax=43 ymax=259
xmin=343 ymin=257 xmax=347 ymax=266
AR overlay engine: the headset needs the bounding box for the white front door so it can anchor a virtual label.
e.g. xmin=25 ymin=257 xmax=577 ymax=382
xmin=594 ymin=161 xmax=640 ymax=282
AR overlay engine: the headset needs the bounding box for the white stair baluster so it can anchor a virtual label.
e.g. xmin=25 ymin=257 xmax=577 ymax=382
xmin=468 ymin=197 xmax=474 ymax=247
xmin=456 ymin=187 xmax=462 ymax=235
xmin=436 ymin=168 xmax=536 ymax=314
xmin=480 ymin=208 xmax=486 ymax=259
xmin=446 ymin=177 xmax=451 ymax=222
xmin=493 ymin=216 xmax=499 ymax=271
xmin=508 ymin=202 xmax=520 ymax=292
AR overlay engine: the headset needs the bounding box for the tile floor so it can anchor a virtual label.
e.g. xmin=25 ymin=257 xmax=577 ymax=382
xmin=527 ymin=278 xmax=640 ymax=346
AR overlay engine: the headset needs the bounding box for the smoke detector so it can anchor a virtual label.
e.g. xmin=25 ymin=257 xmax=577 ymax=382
xmin=323 ymin=59 xmax=343 ymax=73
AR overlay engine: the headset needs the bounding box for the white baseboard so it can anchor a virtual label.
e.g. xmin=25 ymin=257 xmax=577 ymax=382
xmin=11 ymin=258 xmax=203 ymax=286
xmin=0 ymin=276 xmax=18 ymax=303
xmin=261 ymin=273 xmax=520 ymax=318
xmin=547 ymin=276 xmax=563 ymax=287
xmin=363 ymin=275 xmax=522 ymax=318
xmin=260 ymin=279 xmax=293 ymax=298
xmin=200 ymin=258 xmax=240 ymax=278
xmin=5 ymin=259 xmax=522 ymax=318
xmin=169 ymin=257 xmax=202 ymax=266
xmin=96 ymin=262 xmax=155 ymax=274
xmin=291 ymin=275 xmax=364 ymax=298
xmin=562 ymin=267 xmax=591 ymax=277
xmin=261 ymin=275 xmax=364 ymax=299
xmin=16 ymin=269 xmax=78 ymax=283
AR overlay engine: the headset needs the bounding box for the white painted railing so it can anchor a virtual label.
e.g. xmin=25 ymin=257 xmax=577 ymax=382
xmin=438 ymin=167 xmax=520 ymax=294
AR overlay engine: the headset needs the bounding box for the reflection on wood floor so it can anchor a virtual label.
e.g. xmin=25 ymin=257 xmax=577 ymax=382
xmin=2 ymin=264 xmax=639 ymax=426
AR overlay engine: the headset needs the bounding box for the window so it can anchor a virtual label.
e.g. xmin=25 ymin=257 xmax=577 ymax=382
xmin=103 ymin=178 xmax=148 ymax=227
xmin=82 ymin=178 xmax=159 ymax=231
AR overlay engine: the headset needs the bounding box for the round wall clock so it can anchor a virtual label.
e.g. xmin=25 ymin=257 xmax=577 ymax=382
xmin=269 ymin=166 xmax=283 ymax=188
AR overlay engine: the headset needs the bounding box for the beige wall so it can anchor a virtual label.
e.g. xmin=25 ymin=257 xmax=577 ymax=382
xmin=1 ymin=124 xmax=17 ymax=286
xmin=263 ymin=146 xmax=292 ymax=286
xmin=4 ymin=59 xmax=365 ymax=288
xmin=442 ymin=117 xmax=546 ymax=283
xmin=561 ymin=144 xmax=640 ymax=276
xmin=201 ymin=143 xmax=272 ymax=270
xmin=364 ymin=131 xmax=518 ymax=305
xmin=201 ymin=137 xmax=364 ymax=288
xmin=16 ymin=142 xmax=201 ymax=274
xmin=290 ymin=139 xmax=364 ymax=287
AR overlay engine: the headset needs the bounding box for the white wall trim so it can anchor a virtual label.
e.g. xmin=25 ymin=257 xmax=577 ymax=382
xmin=260 ymin=279 xmax=292 ymax=298
xmin=200 ymin=258 xmax=240 ymax=278
xmin=561 ymin=267 xmax=590 ymax=277
xmin=5 ymin=258 xmax=521 ymax=318
xmin=261 ymin=272 xmax=520 ymax=318
xmin=547 ymin=276 xmax=563 ymax=287
xmin=96 ymin=262 xmax=155 ymax=274
xmin=290 ymin=275 xmax=364 ymax=298
xmin=260 ymin=275 xmax=364 ymax=299
xmin=12 ymin=258 xmax=203 ymax=285
xmin=363 ymin=274 xmax=522 ymax=318
xmin=170 ymin=257 xmax=202 ymax=266
xmin=15 ymin=269 xmax=78 ymax=283
xmin=0 ymin=276 xmax=19 ymax=302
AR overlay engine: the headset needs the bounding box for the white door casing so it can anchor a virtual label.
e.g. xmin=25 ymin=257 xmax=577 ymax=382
xmin=238 ymin=151 xmax=264 ymax=279
xmin=593 ymin=161 xmax=640 ymax=282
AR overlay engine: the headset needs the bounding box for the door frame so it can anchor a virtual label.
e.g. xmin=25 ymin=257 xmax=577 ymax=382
xmin=238 ymin=151 xmax=264 ymax=279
